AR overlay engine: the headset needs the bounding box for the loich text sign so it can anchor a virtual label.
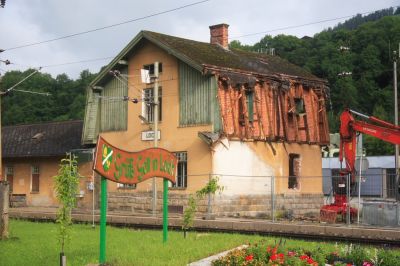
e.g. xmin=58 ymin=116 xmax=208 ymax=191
xmin=93 ymin=136 xmax=177 ymax=184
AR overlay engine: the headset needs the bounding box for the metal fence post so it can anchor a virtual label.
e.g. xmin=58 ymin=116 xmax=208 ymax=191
xmin=206 ymin=174 xmax=212 ymax=219
xmin=271 ymin=176 xmax=275 ymax=222
xmin=347 ymin=174 xmax=351 ymax=225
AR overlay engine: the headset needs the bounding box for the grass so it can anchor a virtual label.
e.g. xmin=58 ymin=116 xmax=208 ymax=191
xmin=1 ymin=219 xmax=399 ymax=266
xmin=0 ymin=219 xmax=264 ymax=266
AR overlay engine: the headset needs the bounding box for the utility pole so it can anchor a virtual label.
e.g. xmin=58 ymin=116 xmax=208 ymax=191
xmin=152 ymin=62 xmax=159 ymax=216
xmin=394 ymin=49 xmax=399 ymax=201
xmin=0 ymin=76 xmax=9 ymax=239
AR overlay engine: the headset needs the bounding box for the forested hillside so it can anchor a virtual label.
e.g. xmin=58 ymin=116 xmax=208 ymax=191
xmin=0 ymin=70 xmax=96 ymax=126
xmin=231 ymin=8 xmax=400 ymax=155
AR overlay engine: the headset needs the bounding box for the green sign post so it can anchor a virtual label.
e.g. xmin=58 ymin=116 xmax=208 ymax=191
xmin=99 ymin=177 xmax=107 ymax=263
xmin=163 ymin=179 xmax=168 ymax=243
xmin=93 ymin=136 xmax=177 ymax=264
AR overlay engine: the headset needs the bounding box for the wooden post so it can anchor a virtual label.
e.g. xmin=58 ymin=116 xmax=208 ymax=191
xmin=0 ymin=87 xmax=8 ymax=240
xmin=0 ymin=181 xmax=9 ymax=239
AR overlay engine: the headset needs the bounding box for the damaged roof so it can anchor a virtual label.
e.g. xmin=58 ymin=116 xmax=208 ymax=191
xmin=2 ymin=120 xmax=83 ymax=158
xmin=91 ymin=30 xmax=324 ymax=87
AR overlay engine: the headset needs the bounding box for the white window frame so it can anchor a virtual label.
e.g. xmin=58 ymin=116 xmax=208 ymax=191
xmin=5 ymin=165 xmax=13 ymax=176
xmin=117 ymin=183 xmax=137 ymax=189
xmin=172 ymin=152 xmax=187 ymax=188
xmin=5 ymin=165 xmax=13 ymax=191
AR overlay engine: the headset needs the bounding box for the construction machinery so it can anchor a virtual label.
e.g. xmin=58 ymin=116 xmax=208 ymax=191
xmin=320 ymin=108 xmax=400 ymax=223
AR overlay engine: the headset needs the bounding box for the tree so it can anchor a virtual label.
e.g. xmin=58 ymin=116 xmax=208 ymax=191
xmin=53 ymin=153 xmax=80 ymax=265
xmin=1 ymin=69 xmax=96 ymax=125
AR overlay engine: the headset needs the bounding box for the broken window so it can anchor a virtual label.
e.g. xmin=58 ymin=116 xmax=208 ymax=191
xmin=142 ymin=87 xmax=162 ymax=123
xmin=31 ymin=165 xmax=40 ymax=193
xmin=143 ymin=63 xmax=163 ymax=75
xmin=294 ymin=98 xmax=305 ymax=114
xmin=288 ymin=154 xmax=300 ymax=189
xmin=246 ymin=89 xmax=254 ymax=123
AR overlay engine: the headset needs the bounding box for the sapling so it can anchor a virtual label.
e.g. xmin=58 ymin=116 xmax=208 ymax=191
xmin=53 ymin=153 xmax=80 ymax=266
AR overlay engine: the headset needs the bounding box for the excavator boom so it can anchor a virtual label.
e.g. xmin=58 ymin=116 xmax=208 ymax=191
xmin=321 ymin=108 xmax=400 ymax=223
xmin=339 ymin=109 xmax=400 ymax=182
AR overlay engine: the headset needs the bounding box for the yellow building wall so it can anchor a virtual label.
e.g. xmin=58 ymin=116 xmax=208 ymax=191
xmin=4 ymin=158 xmax=94 ymax=208
xmin=100 ymin=41 xmax=213 ymax=194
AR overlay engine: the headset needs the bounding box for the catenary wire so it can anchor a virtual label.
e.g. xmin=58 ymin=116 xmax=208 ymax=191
xmin=3 ymin=0 xmax=211 ymax=51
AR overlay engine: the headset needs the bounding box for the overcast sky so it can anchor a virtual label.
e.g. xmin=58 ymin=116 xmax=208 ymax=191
xmin=0 ymin=0 xmax=399 ymax=79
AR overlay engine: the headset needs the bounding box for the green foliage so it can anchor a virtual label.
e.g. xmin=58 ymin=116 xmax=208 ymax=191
xmin=53 ymin=153 xmax=80 ymax=253
xmin=196 ymin=176 xmax=224 ymax=199
xmin=212 ymin=241 xmax=400 ymax=266
xmin=230 ymin=12 xmax=400 ymax=155
xmin=0 ymin=69 xmax=96 ymax=126
xmin=182 ymin=177 xmax=223 ymax=235
xmin=182 ymin=195 xmax=196 ymax=234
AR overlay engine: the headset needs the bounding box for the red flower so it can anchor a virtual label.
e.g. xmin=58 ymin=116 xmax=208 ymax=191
xmin=346 ymin=264 xmax=353 ymax=266
xmin=306 ymin=258 xmax=315 ymax=264
xmin=245 ymin=254 xmax=254 ymax=261
xmin=270 ymin=254 xmax=278 ymax=261
xmin=300 ymin=255 xmax=309 ymax=260
xmin=271 ymin=247 xmax=277 ymax=255
xmin=287 ymin=251 xmax=296 ymax=257
xmin=362 ymin=262 xmax=373 ymax=266
xmin=277 ymin=253 xmax=285 ymax=263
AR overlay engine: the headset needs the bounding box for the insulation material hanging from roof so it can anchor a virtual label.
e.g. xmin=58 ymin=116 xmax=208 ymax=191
xmin=217 ymin=75 xmax=329 ymax=145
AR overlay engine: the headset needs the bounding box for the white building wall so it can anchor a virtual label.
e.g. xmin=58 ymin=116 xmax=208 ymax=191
xmin=212 ymin=140 xmax=274 ymax=196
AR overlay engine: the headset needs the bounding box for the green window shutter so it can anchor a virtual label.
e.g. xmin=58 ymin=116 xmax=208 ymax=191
xmin=82 ymin=89 xmax=99 ymax=144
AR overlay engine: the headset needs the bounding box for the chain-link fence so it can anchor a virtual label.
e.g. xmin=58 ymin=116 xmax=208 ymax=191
xmin=106 ymin=172 xmax=399 ymax=228
xmin=209 ymin=173 xmax=399 ymax=227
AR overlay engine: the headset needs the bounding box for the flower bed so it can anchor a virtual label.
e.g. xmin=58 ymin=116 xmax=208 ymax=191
xmin=211 ymin=240 xmax=400 ymax=266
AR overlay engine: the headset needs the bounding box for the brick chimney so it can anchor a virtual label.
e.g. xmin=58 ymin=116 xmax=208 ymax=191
xmin=209 ymin=23 xmax=229 ymax=49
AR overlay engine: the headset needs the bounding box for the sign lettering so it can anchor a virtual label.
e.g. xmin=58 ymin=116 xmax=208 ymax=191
xmin=93 ymin=136 xmax=177 ymax=184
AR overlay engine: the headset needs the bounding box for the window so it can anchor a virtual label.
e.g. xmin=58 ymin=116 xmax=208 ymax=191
xmin=117 ymin=183 xmax=137 ymax=189
xmin=288 ymin=154 xmax=300 ymax=189
xmin=246 ymin=89 xmax=254 ymax=122
xmin=143 ymin=63 xmax=163 ymax=75
xmin=5 ymin=166 xmax=13 ymax=192
xmin=31 ymin=166 xmax=40 ymax=193
xmin=143 ymin=87 xmax=162 ymax=123
xmin=173 ymin=152 xmax=187 ymax=188
xmin=294 ymin=98 xmax=305 ymax=114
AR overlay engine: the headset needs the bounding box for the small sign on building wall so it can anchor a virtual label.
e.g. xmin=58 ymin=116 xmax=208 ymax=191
xmin=141 ymin=130 xmax=160 ymax=141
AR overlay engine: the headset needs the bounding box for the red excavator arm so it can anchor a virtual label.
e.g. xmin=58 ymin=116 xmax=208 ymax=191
xmin=321 ymin=109 xmax=400 ymax=223
xmin=339 ymin=108 xmax=400 ymax=183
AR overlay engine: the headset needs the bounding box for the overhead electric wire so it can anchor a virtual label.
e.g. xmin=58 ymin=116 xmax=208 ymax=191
xmin=3 ymin=0 xmax=211 ymax=51
xmin=1 ymin=68 xmax=42 ymax=95
xmin=13 ymin=89 xmax=51 ymax=96
xmin=230 ymin=5 xmax=400 ymax=39
xmin=41 ymin=56 xmax=114 ymax=68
